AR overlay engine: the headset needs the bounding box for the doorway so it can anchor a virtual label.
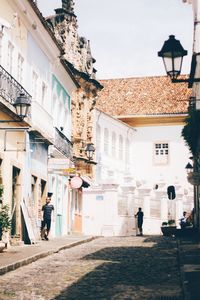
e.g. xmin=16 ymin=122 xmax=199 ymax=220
xmin=11 ymin=166 xmax=21 ymax=237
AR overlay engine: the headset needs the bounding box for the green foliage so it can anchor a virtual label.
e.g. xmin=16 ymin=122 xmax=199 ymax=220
xmin=162 ymin=222 xmax=168 ymax=226
xmin=0 ymin=184 xmax=3 ymax=198
xmin=0 ymin=205 xmax=11 ymax=233
xmin=162 ymin=220 xmax=175 ymax=226
xmin=168 ymin=219 xmax=175 ymax=225
xmin=181 ymin=110 xmax=200 ymax=156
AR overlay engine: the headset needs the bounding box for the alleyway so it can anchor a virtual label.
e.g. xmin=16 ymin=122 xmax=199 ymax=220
xmin=0 ymin=236 xmax=182 ymax=300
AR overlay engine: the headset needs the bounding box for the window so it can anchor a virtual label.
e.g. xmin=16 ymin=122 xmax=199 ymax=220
xmin=104 ymin=128 xmax=109 ymax=154
xmin=31 ymin=175 xmax=37 ymax=208
xmin=7 ymin=42 xmax=14 ymax=74
xmin=119 ymin=135 xmax=123 ymax=160
xmin=41 ymin=81 xmax=47 ymax=106
xmin=154 ymin=142 xmax=169 ymax=165
xmin=96 ymin=125 xmax=101 ymax=150
xmin=32 ymin=71 xmax=38 ymax=101
xmin=125 ymin=138 xmax=130 ymax=164
xmin=112 ymin=132 xmax=116 ymax=157
xmin=17 ymin=54 xmax=24 ymax=84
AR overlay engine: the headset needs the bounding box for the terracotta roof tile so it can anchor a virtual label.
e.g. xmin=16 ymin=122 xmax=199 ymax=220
xmin=97 ymin=76 xmax=191 ymax=116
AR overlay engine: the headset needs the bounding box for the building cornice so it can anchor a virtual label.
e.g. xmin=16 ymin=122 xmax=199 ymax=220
xmin=117 ymin=113 xmax=188 ymax=127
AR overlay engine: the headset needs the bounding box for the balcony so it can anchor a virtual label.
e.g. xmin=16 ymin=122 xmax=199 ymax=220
xmin=53 ymin=128 xmax=73 ymax=159
xmin=31 ymin=101 xmax=54 ymax=141
xmin=0 ymin=64 xmax=31 ymax=108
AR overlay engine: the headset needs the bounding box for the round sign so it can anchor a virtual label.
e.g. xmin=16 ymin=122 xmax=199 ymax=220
xmin=70 ymin=176 xmax=83 ymax=189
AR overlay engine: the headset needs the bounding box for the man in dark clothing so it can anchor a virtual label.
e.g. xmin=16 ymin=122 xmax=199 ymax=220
xmin=41 ymin=197 xmax=54 ymax=241
xmin=135 ymin=207 xmax=144 ymax=236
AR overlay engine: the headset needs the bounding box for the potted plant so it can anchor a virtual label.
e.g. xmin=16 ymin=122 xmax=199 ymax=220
xmin=0 ymin=204 xmax=11 ymax=252
xmin=161 ymin=219 xmax=177 ymax=236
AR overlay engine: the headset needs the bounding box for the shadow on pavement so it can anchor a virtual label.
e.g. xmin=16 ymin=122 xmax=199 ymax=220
xmin=54 ymin=236 xmax=182 ymax=300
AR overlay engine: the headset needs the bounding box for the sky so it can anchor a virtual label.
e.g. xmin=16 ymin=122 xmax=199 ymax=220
xmin=37 ymin=0 xmax=193 ymax=80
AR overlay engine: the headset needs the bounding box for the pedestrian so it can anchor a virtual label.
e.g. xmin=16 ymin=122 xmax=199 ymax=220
xmin=179 ymin=211 xmax=187 ymax=229
xmin=135 ymin=207 xmax=144 ymax=236
xmin=41 ymin=196 xmax=54 ymax=241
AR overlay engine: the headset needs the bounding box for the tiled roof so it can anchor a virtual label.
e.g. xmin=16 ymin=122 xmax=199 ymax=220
xmin=97 ymin=76 xmax=191 ymax=116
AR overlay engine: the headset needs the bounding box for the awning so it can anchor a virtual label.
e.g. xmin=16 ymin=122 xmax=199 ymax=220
xmin=81 ymin=178 xmax=90 ymax=188
xmin=70 ymin=175 xmax=91 ymax=189
xmin=81 ymin=175 xmax=93 ymax=188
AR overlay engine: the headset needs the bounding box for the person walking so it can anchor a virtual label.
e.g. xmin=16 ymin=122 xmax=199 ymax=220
xmin=41 ymin=196 xmax=54 ymax=241
xmin=135 ymin=207 xmax=144 ymax=236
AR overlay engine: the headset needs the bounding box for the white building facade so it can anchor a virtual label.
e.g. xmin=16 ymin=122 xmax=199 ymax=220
xmin=82 ymin=110 xmax=193 ymax=236
xmin=82 ymin=73 xmax=194 ymax=236
xmin=0 ymin=0 xmax=77 ymax=244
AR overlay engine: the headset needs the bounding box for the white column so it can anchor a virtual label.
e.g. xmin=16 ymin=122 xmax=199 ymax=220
xmin=155 ymin=190 xmax=168 ymax=221
xmin=137 ymin=187 xmax=151 ymax=218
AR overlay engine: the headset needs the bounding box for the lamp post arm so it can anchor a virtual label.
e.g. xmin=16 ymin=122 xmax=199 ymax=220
xmin=0 ymin=120 xmax=24 ymax=123
xmin=172 ymin=78 xmax=200 ymax=83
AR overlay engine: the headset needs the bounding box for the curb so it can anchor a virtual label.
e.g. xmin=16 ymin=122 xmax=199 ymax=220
xmin=0 ymin=236 xmax=97 ymax=276
xmin=176 ymin=238 xmax=191 ymax=300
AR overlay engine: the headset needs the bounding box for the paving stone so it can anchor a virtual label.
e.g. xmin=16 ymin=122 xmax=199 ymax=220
xmin=0 ymin=236 xmax=182 ymax=300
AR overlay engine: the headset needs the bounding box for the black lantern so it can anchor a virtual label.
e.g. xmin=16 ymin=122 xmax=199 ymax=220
xmin=13 ymin=93 xmax=31 ymax=120
xmin=185 ymin=162 xmax=193 ymax=174
xmin=85 ymin=143 xmax=95 ymax=160
xmin=158 ymin=35 xmax=188 ymax=81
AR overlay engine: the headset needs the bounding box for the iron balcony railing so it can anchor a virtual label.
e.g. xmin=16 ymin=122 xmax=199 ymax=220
xmin=0 ymin=64 xmax=31 ymax=106
xmin=54 ymin=127 xmax=73 ymax=159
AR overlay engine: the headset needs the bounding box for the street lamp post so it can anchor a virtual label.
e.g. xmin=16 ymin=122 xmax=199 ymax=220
xmin=158 ymin=35 xmax=200 ymax=231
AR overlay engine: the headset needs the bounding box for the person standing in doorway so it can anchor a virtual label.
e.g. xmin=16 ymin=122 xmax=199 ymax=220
xmin=41 ymin=197 xmax=54 ymax=241
xmin=135 ymin=207 xmax=144 ymax=236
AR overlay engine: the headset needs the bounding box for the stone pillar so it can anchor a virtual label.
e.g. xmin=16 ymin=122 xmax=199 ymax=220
xmin=120 ymin=185 xmax=136 ymax=235
xmin=137 ymin=187 xmax=151 ymax=218
xmin=155 ymin=190 xmax=168 ymax=221
xmin=175 ymin=199 xmax=183 ymax=228
xmin=102 ymin=183 xmax=119 ymax=225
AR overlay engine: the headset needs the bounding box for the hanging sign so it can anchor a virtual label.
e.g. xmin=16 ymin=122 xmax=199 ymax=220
xmin=70 ymin=176 xmax=83 ymax=189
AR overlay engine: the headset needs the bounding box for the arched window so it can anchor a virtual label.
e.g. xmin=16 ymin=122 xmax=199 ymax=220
xmin=96 ymin=125 xmax=101 ymax=155
xmin=104 ymin=128 xmax=109 ymax=154
xmin=125 ymin=138 xmax=130 ymax=163
xmin=112 ymin=132 xmax=116 ymax=157
xmin=119 ymin=135 xmax=123 ymax=159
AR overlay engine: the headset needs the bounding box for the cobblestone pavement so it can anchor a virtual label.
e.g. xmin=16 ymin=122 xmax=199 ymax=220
xmin=0 ymin=236 xmax=182 ymax=300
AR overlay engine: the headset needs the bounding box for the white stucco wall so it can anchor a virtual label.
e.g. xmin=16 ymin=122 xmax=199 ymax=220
xmin=94 ymin=109 xmax=135 ymax=184
xmin=132 ymin=124 xmax=190 ymax=187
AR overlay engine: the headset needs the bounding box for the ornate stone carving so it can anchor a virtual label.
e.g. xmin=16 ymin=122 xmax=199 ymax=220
xmin=62 ymin=0 xmax=75 ymax=14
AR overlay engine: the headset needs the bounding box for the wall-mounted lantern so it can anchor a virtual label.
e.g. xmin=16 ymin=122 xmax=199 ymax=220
xmin=0 ymin=93 xmax=31 ymax=123
xmin=185 ymin=162 xmax=194 ymax=174
xmin=85 ymin=143 xmax=95 ymax=161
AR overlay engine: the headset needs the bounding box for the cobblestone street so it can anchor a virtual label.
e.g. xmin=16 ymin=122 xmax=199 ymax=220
xmin=0 ymin=236 xmax=182 ymax=300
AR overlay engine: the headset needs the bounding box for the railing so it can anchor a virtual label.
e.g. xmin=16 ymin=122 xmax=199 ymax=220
xmin=0 ymin=64 xmax=31 ymax=105
xmin=54 ymin=128 xmax=73 ymax=158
